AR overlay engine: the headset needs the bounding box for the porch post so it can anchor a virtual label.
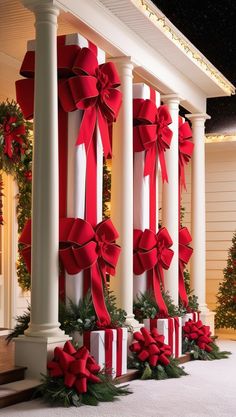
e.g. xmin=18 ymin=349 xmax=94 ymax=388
xmin=109 ymin=57 xmax=141 ymax=330
xmin=185 ymin=113 xmax=215 ymax=331
xmin=161 ymin=94 xmax=181 ymax=305
xmin=15 ymin=0 xmax=69 ymax=379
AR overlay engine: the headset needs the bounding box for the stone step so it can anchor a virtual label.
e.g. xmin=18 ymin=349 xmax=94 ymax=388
xmin=0 ymin=379 xmax=40 ymax=409
xmin=0 ymin=367 xmax=27 ymax=385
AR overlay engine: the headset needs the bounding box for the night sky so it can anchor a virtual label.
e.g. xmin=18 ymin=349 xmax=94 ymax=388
xmin=153 ymin=0 xmax=236 ymax=133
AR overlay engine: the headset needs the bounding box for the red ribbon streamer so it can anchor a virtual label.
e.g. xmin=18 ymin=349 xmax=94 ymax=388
xmin=133 ymin=227 xmax=174 ymax=316
xmin=129 ymin=327 xmax=171 ymax=367
xmin=19 ymin=217 xmax=121 ymax=327
xmin=47 ymin=341 xmax=101 ymax=394
xmin=178 ymin=116 xmax=194 ymax=191
xmin=179 ymin=227 xmax=193 ymax=307
xmin=183 ymin=319 xmax=213 ymax=352
xmin=133 ymin=99 xmax=173 ymax=183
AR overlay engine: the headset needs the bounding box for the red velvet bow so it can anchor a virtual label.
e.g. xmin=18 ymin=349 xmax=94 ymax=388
xmin=133 ymin=99 xmax=173 ymax=182
xmin=129 ymin=327 xmax=171 ymax=367
xmin=47 ymin=341 xmax=101 ymax=394
xmin=133 ymin=227 xmax=174 ymax=315
xmin=1 ymin=115 xmax=26 ymax=159
xmin=183 ymin=319 xmax=213 ymax=352
xmin=16 ymin=38 xmax=122 ymax=158
xmin=179 ymin=227 xmax=193 ymax=307
xmin=178 ymin=117 xmax=193 ymax=190
xmin=19 ymin=217 xmax=121 ymax=328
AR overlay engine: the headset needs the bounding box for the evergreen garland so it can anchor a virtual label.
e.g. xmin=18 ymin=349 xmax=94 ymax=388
xmin=178 ymin=269 xmax=199 ymax=314
xmin=39 ymin=373 xmax=131 ymax=407
xmin=6 ymin=289 xmax=127 ymax=343
xmin=0 ymin=100 xmax=32 ymax=291
xmin=215 ymin=232 xmax=236 ymax=330
xmin=103 ymin=159 xmax=111 ymax=219
xmin=133 ymin=290 xmax=182 ymax=322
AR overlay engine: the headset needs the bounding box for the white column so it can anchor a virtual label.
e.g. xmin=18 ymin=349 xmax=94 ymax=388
xmin=161 ymin=95 xmax=180 ymax=305
xmin=185 ymin=114 xmax=210 ymax=308
xmin=15 ymin=0 xmax=68 ymax=379
xmin=109 ymin=57 xmax=140 ymax=330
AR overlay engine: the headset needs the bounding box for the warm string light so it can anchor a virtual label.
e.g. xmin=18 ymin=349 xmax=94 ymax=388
xmin=135 ymin=0 xmax=235 ymax=96
xmin=205 ymin=134 xmax=236 ymax=143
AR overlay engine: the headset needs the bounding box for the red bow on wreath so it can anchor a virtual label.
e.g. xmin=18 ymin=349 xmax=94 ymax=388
xmin=2 ymin=115 xmax=26 ymax=159
xmin=133 ymin=99 xmax=173 ymax=182
xmin=129 ymin=327 xmax=171 ymax=366
xmin=179 ymin=227 xmax=193 ymax=307
xmin=133 ymin=227 xmax=174 ymax=316
xmin=19 ymin=218 xmax=121 ymax=328
xmin=178 ymin=116 xmax=194 ymax=190
xmin=183 ymin=319 xmax=213 ymax=352
xmin=48 ymin=341 xmax=101 ymax=394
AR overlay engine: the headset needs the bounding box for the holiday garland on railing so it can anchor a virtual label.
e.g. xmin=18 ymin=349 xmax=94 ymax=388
xmin=0 ymin=100 xmax=32 ymax=291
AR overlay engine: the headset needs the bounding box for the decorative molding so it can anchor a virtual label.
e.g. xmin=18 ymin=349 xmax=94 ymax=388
xmin=205 ymin=134 xmax=236 ymax=143
xmin=134 ymin=0 xmax=235 ymax=96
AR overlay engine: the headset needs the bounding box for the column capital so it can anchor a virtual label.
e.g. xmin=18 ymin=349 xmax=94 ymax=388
xmin=108 ymin=56 xmax=135 ymax=69
xmin=21 ymin=0 xmax=62 ymax=13
xmin=185 ymin=113 xmax=211 ymax=122
xmin=161 ymin=93 xmax=183 ymax=104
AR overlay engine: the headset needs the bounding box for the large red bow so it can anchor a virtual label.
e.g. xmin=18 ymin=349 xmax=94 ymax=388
xmin=183 ymin=319 xmax=213 ymax=352
xmin=179 ymin=227 xmax=193 ymax=307
xmin=133 ymin=227 xmax=174 ymax=315
xmin=129 ymin=327 xmax=171 ymax=366
xmin=19 ymin=218 xmax=121 ymax=327
xmin=178 ymin=117 xmax=193 ymax=190
xmin=47 ymin=341 xmax=101 ymax=394
xmin=16 ymin=39 xmax=122 ymax=158
xmin=133 ymin=99 xmax=173 ymax=182
xmin=1 ymin=115 xmax=26 ymax=159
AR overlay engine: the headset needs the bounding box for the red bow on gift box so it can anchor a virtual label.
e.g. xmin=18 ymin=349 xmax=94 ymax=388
xmin=178 ymin=116 xmax=194 ymax=191
xmin=133 ymin=227 xmax=174 ymax=316
xmin=179 ymin=227 xmax=193 ymax=307
xmin=48 ymin=341 xmax=101 ymax=394
xmin=19 ymin=217 xmax=121 ymax=328
xmin=133 ymin=99 xmax=173 ymax=182
xmin=16 ymin=39 xmax=122 ymax=159
xmin=2 ymin=115 xmax=26 ymax=159
xmin=129 ymin=327 xmax=171 ymax=366
xmin=183 ymin=319 xmax=213 ymax=352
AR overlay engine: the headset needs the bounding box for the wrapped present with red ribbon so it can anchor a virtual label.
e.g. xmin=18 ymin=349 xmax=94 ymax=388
xmin=133 ymin=83 xmax=161 ymax=298
xmin=143 ymin=316 xmax=182 ymax=358
xmin=82 ymin=328 xmax=127 ymax=378
xmin=16 ymin=33 xmax=122 ymax=303
xmin=182 ymin=311 xmax=200 ymax=326
xmin=19 ymin=217 xmax=121 ymax=328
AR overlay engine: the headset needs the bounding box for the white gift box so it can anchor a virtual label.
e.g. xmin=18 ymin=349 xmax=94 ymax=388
xmin=182 ymin=312 xmax=200 ymax=326
xmin=133 ymin=83 xmax=160 ymax=299
xmin=143 ymin=317 xmax=182 ymax=358
xmin=81 ymin=328 xmax=127 ymax=378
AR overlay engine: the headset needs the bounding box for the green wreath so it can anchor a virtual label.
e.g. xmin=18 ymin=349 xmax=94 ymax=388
xmin=0 ymin=100 xmax=32 ymax=291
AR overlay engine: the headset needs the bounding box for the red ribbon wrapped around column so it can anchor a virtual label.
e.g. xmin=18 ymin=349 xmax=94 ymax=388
xmin=47 ymin=341 xmax=101 ymax=394
xmin=19 ymin=217 xmax=121 ymax=327
xmin=183 ymin=319 xmax=213 ymax=352
xmin=133 ymin=227 xmax=174 ymax=316
xmin=133 ymin=99 xmax=173 ymax=182
xmin=179 ymin=227 xmax=193 ymax=307
xmin=129 ymin=327 xmax=172 ymax=366
xmin=178 ymin=116 xmax=194 ymax=191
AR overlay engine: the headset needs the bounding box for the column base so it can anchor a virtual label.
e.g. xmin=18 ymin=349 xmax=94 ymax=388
xmin=24 ymin=322 xmax=66 ymax=338
xmin=199 ymin=309 xmax=216 ymax=335
xmin=14 ymin=334 xmax=71 ymax=379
